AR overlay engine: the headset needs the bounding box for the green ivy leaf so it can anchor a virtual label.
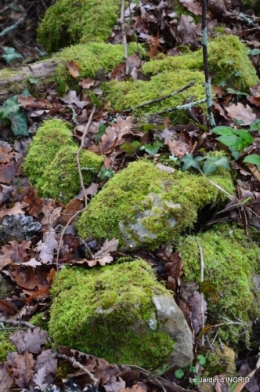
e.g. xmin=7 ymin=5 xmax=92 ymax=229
xmin=120 ymin=140 xmax=141 ymax=155
xmin=243 ymin=154 xmax=260 ymax=166
xmin=0 ymin=96 xmax=21 ymax=119
xmin=10 ymin=111 xmax=29 ymax=136
xmin=2 ymin=47 xmax=23 ymax=64
xmin=181 ymin=154 xmax=205 ymax=171
xmin=250 ymin=119 xmax=260 ymax=132
xmin=100 ymin=168 xmax=115 ymax=180
xmin=249 ymin=49 xmax=260 ymax=56
xmin=174 ymin=369 xmax=184 ymax=379
xmin=203 ymin=156 xmax=229 ymax=175
xmin=211 ymin=126 xmax=234 ymax=136
xmin=140 ymin=141 xmax=163 ymax=155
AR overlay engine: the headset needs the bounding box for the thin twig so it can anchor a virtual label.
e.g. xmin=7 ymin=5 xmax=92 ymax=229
xmin=76 ymin=105 xmax=96 ymax=206
xmin=0 ymin=318 xmax=35 ymax=329
xmin=55 ymin=352 xmax=99 ymax=386
xmin=195 ymin=238 xmax=205 ymax=346
xmin=123 ymin=82 xmax=195 ymax=113
xmin=56 ymin=206 xmax=88 ymax=269
xmin=154 ymin=98 xmax=206 ymax=116
xmin=0 ymin=13 xmax=27 ymax=37
xmin=128 ymin=1 xmax=141 ymax=57
xmin=120 ymin=0 xmax=129 ymax=75
xmin=201 ymin=0 xmax=215 ymax=127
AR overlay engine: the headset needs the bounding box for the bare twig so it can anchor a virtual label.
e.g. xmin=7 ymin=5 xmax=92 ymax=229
xmin=0 ymin=13 xmax=27 ymax=37
xmin=120 ymin=0 xmax=129 ymax=75
xmin=76 ymin=105 xmax=96 ymax=206
xmin=0 ymin=318 xmax=36 ymax=329
xmin=154 ymin=98 xmax=206 ymax=116
xmin=195 ymin=238 xmax=205 ymax=346
xmin=55 ymin=352 xmax=99 ymax=386
xmin=123 ymin=82 xmax=195 ymax=113
xmin=201 ymin=0 xmax=215 ymax=127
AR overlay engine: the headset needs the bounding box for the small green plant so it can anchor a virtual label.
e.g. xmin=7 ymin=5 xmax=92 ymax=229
xmin=0 ymin=96 xmax=28 ymax=136
xmin=99 ymin=168 xmax=115 ymax=180
xmin=211 ymin=125 xmax=253 ymax=159
xmin=93 ymin=124 xmax=107 ymax=143
xmin=139 ymin=140 xmax=164 ymax=155
xmin=120 ymin=140 xmax=142 ymax=156
xmin=2 ymin=47 xmax=23 ymax=65
xmin=174 ymin=356 xmax=206 ymax=386
xmin=180 ymin=153 xmax=229 ymax=175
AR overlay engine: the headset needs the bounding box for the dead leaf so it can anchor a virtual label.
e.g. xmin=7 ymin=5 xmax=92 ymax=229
xmin=148 ymin=36 xmax=160 ymax=58
xmin=155 ymin=163 xmax=175 ymax=174
xmin=0 ymin=362 xmax=13 ymax=391
xmin=0 ymin=163 xmax=16 ymax=184
xmin=67 ymin=60 xmax=80 ymax=78
xmin=226 ymin=103 xmax=256 ymax=126
xmin=34 ymin=229 xmax=58 ymax=264
xmin=0 ymin=202 xmax=28 ymax=218
xmin=10 ymin=327 xmax=48 ymax=354
xmin=121 ymin=382 xmax=147 ymax=392
xmin=99 ymin=117 xmax=133 ymax=154
xmin=177 ymin=15 xmax=197 ymax=46
xmin=0 ymin=300 xmax=18 ymax=316
xmin=61 ymin=199 xmax=83 ymax=225
xmin=0 ymin=240 xmax=31 ymax=271
xmin=23 ymin=186 xmax=43 ymax=218
xmin=78 ymin=77 xmax=95 ymax=88
xmin=179 ymin=0 xmax=202 ymax=15
xmin=7 ymin=350 xmax=34 ymax=388
xmin=167 ymin=139 xmax=191 ymax=157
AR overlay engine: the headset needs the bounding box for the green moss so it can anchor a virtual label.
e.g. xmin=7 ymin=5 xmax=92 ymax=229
xmin=23 ymin=119 xmax=103 ymax=203
xmin=23 ymin=119 xmax=73 ymax=184
xmin=54 ymin=42 xmax=145 ymax=82
xmin=76 ymin=160 xmax=234 ymax=250
xmin=177 ymin=224 xmax=260 ymax=344
xmin=30 ymin=313 xmax=49 ymax=330
xmin=39 ymin=145 xmax=103 ymax=204
xmin=142 ymin=35 xmax=258 ymax=90
xmin=103 ymin=69 xmax=206 ymax=122
xmin=49 ymin=259 xmax=174 ymax=368
xmin=37 ymin=0 xmax=122 ymax=53
xmin=0 ymin=332 xmax=15 ymax=362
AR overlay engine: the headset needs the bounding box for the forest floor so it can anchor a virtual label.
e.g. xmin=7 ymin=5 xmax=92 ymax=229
xmin=1 ymin=0 xmax=260 ymax=391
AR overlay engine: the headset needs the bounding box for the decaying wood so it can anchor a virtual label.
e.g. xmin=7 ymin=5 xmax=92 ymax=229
xmin=0 ymin=58 xmax=60 ymax=102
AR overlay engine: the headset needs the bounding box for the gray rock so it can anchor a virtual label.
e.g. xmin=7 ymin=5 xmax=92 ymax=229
xmin=152 ymin=295 xmax=194 ymax=367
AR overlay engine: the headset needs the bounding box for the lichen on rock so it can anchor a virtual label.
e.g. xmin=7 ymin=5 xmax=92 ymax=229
xmin=76 ymin=160 xmax=234 ymax=250
xmin=177 ymin=224 xmax=260 ymax=344
xmin=23 ymin=119 xmax=103 ymax=204
xmin=37 ymin=0 xmax=122 ymax=53
xmin=49 ymin=259 xmax=193 ymax=368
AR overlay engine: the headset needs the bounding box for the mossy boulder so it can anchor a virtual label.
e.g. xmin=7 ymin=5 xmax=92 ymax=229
xmin=38 ymin=145 xmax=103 ymax=203
xmin=23 ymin=119 xmax=104 ymax=204
xmin=23 ymin=119 xmax=73 ymax=184
xmin=142 ymin=35 xmax=258 ymax=90
xmin=37 ymin=0 xmax=121 ymax=53
xmin=177 ymin=224 xmax=260 ymax=344
xmin=53 ymin=42 xmax=145 ymax=85
xmin=49 ymin=259 xmax=193 ymax=368
xmin=76 ymin=160 xmax=234 ymax=250
xmin=103 ymin=69 xmax=206 ymax=122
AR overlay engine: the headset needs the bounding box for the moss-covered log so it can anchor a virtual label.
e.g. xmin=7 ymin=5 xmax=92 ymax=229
xmin=0 ymin=42 xmax=142 ymax=103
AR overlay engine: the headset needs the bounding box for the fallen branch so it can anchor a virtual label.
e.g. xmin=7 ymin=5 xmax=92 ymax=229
xmin=123 ymin=81 xmax=195 ymax=113
xmin=154 ymin=98 xmax=206 ymax=116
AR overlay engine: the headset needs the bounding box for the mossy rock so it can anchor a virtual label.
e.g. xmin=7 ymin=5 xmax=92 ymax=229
xmin=49 ymin=259 xmax=176 ymax=368
xmin=23 ymin=119 xmax=104 ymax=203
xmin=177 ymin=224 xmax=260 ymax=344
xmin=103 ymin=69 xmax=206 ymax=122
xmin=23 ymin=119 xmax=73 ymax=184
xmin=0 ymin=332 xmax=15 ymax=362
xmin=142 ymin=35 xmax=258 ymax=90
xmin=38 ymin=145 xmax=103 ymax=203
xmin=76 ymin=160 xmax=234 ymax=250
xmin=37 ymin=0 xmax=122 ymax=53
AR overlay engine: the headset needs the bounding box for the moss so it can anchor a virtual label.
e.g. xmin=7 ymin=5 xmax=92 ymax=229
xmin=142 ymin=35 xmax=258 ymax=90
xmin=23 ymin=119 xmax=103 ymax=203
xmin=177 ymin=224 xmax=260 ymax=344
xmin=23 ymin=119 xmax=73 ymax=184
xmin=103 ymin=69 xmax=206 ymax=122
xmin=37 ymin=0 xmax=122 ymax=53
xmin=0 ymin=332 xmax=15 ymax=362
xmin=30 ymin=313 xmax=49 ymax=330
xmin=49 ymin=259 xmax=174 ymax=368
xmin=54 ymin=42 xmax=145 ymax=83
xmin=76 ymin=160 xmax=234 ymax=250
xmin=39 ymin=145 xmax=103 ymax=204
